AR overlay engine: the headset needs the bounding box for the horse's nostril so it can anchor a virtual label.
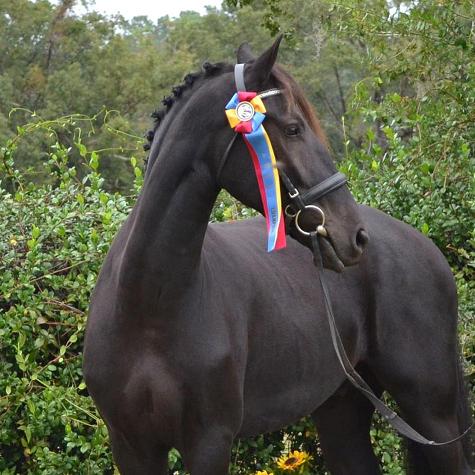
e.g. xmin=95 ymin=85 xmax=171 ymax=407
xmin=355 ymin=229 xmax=369 ymax=252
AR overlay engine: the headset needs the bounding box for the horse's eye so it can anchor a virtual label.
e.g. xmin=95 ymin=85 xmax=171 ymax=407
xmin=285 ymin=124 xmax=301 ymax=136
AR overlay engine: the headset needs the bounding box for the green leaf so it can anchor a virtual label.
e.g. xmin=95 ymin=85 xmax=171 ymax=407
xmin=382 ymin=126 xmax=395 ymax=141
xmin=77 ymin=142 xmax=87 ymax=158
xmin=90 ymin=151 xmax=99 ymax=171
xmin=102 ymin=211 xmax=112 ymax=225
xmin=99 ymin=192 xmax=109 ymax=205
xmin=32 ymin=225 xmax=41 ymax=239
xmin=18 ymin=333 xmax=26 ymax=348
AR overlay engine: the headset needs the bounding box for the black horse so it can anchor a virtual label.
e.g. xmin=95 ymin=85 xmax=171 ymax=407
xmin=83 ymin=38 xmax=472 ymax=474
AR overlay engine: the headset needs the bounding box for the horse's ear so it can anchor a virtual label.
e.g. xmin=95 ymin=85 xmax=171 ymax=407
xmin=247 ymin=34 xmax=283 ymax=87
xmin=237 ymin=42 xmax=255 ymax=63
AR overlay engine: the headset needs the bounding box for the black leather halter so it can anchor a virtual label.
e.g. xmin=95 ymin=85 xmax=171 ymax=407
xmin=279 ymin=169 xmax=347 ymax=237
xmin=218 ymin=63 xmax=348 ymax=237
xmin=217 ymin=62 xmax=473 ymax=447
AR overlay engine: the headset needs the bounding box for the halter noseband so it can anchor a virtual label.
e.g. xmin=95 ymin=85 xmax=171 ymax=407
xmin=220 ymin=63 xmax=347 ymax=238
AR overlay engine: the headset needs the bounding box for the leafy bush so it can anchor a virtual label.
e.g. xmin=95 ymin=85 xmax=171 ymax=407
xmin=0 ymin=118 xmax=129 ymax=473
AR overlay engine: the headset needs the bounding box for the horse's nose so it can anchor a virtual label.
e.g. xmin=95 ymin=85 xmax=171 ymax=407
xmin=354 ymin=228 xmax=369 ymax=254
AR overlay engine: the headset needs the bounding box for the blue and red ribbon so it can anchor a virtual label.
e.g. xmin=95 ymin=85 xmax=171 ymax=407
xmin=225 ymin=91 xmax=286 ymax=251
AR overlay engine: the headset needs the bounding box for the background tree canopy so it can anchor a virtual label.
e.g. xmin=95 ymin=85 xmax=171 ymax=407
xmin=0 ymin=0 xmax=473 ymax=473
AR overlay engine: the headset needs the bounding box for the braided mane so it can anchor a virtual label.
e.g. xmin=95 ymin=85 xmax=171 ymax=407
xmin=143 ymin=62 xmax=229 ymax=151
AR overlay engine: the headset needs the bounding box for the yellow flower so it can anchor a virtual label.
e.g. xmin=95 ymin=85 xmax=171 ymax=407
xmin=276 ymin=450 xmax=312 ymax=471
xmin=9 ymin=238 xmax=18 ymax=246
xmin=255 ymin=471 xmax=273 ymax=475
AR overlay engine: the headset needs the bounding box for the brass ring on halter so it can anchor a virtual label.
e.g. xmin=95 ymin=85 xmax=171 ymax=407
xmin=294 ymin=205 xmax=328 ymax=237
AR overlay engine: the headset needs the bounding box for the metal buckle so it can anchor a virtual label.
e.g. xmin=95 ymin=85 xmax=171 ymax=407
xmin=288 ymin=189 xmax=299 ymax=199
xmin=294 ymin=205 xmax=328 ymax=237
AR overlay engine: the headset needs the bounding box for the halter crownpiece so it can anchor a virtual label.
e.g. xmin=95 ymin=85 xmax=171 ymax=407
xmin=234 ymin=63 xmax=246 ymax=91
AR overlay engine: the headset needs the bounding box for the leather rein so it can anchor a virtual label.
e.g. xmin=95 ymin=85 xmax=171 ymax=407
xmin=217 ymin=63 xmax=473 ymax=447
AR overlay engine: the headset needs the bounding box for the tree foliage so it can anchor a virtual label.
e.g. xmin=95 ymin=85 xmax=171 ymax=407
xmin=0 ymin=0 xmax=273 ymax=191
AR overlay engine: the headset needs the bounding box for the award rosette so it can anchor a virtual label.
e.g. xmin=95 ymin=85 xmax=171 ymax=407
xmin=225 ymin=91 xmax=286 ymax=252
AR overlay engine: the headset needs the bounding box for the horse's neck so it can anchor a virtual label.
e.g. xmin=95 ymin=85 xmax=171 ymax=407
xmin=118 ymin=156 xmax=217 ymax=291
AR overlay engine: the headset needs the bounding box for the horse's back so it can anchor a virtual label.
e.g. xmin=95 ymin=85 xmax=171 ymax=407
xmin=359 ymin=204 xmax=457 ymax=318
xmin=360 ymin=204 xmax=454 ymax=282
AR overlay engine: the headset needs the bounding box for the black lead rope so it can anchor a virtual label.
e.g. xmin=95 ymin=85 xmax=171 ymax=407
xmin=310 ymin=232 xmax=473 ymax=446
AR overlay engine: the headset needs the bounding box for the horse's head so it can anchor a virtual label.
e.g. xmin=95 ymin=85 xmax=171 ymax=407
xmin=145 ymin=37 xmax=368 ymax=272
xmin=213 ymin=38 xmax=368 ymax=271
